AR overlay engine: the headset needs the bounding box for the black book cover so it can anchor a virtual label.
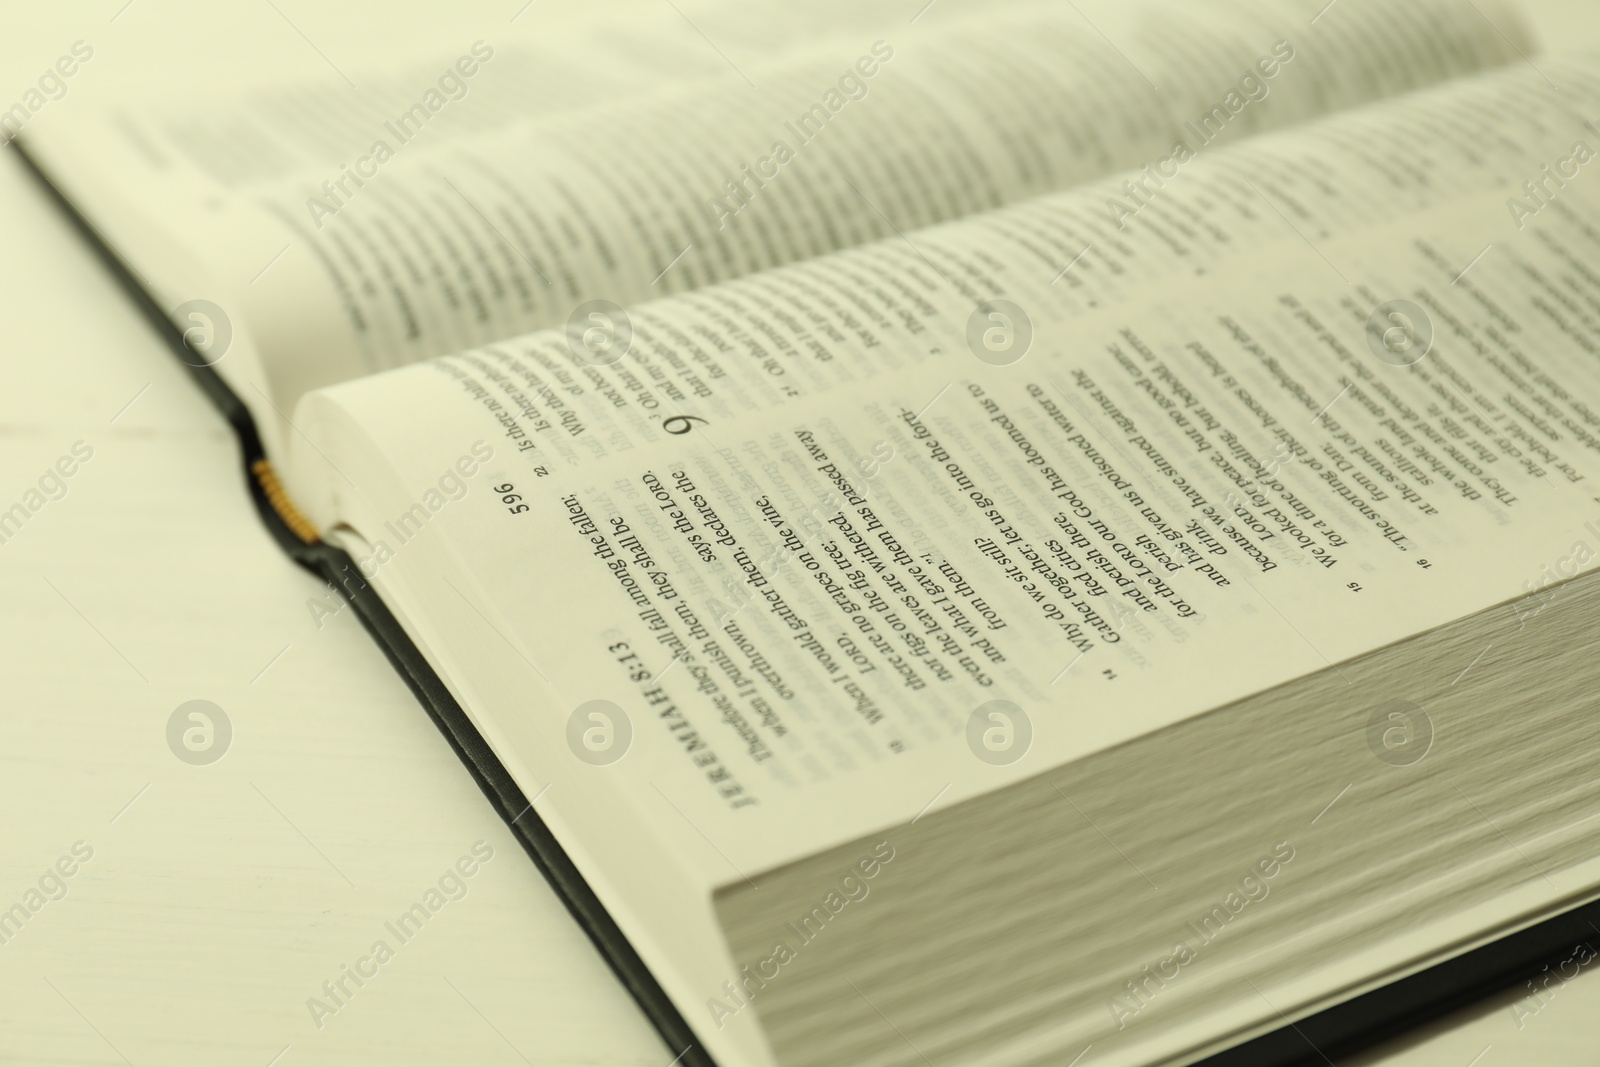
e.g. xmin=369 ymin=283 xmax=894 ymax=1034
xmin=16 ymin=136 xmax=1599 ymax=1067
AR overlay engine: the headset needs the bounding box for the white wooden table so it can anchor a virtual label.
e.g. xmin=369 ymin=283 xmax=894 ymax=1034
xmin=1 ymin=3 xmax=1595 ymax=1064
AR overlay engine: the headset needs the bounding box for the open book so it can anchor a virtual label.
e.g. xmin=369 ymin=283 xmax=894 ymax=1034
xmin=21 ymin=0 xmax=1600 ymax=1062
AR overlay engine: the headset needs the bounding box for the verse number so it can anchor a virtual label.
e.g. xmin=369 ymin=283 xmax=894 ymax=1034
xmin=662 ymin=414 xmax=708 ymax=435
xmin=496 ymin=483 xmax=529 ymax=515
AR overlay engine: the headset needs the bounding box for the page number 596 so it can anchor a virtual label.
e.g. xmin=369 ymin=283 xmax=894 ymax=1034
xmin=497 ymin=483 xmax=528 ymax=515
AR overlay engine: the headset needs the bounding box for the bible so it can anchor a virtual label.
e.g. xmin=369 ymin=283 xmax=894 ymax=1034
xmin=19 ymin=0 xmax=1600 ymax=1063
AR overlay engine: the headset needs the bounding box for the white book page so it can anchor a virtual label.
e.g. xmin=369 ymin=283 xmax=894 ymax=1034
xmin=22 ymin=0 xmax=1531 ymax=460
xmin=238 ymin=0 xmax=1531 ymax=397
xmin=292 ymin=54 xmax=1600 ymax=881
